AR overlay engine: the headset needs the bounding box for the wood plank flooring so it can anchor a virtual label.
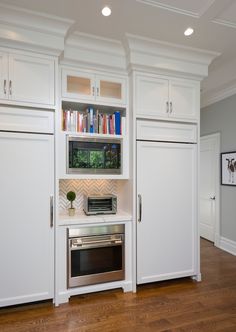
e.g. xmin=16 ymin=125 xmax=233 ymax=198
xmin=1 ymin=239 xmax=236 ymax=331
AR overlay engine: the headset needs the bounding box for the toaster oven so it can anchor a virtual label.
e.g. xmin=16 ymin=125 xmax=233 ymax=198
xmin=83 ymin=194 xmax=117 ymax=215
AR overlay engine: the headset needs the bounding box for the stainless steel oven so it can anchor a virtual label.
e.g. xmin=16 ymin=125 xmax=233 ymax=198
xmin=67 ymin=224 xmax=125 ymax=288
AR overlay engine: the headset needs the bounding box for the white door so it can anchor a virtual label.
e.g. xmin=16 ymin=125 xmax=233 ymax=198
xmin=170 ymin=78 xmax=198 ymax=121
xmin=0 ymin=51 xmax=8 ymax=100
xmin=137 ymin=141 xmax=197 ymax=284
xmin=200 ymin=134 xmax=220 ymax=242
xmin=8 ymin=53 xmax=55 ymax=106
xmin=136 ymin=74 xmax=169 ymax=119
xmin=0 ymin=132 xmax=54 ymax=307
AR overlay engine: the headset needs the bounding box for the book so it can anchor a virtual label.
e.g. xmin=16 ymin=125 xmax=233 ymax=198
xmin=114 ymin=111 xmax=121 ymax=135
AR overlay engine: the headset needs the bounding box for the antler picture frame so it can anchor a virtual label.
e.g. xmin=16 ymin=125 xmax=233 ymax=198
xmin=221 ymin=151 xmax=236 ymax=186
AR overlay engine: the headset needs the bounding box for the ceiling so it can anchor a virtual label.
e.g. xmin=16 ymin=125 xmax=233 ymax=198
xmin=1 ymin=0 xmax=236 ymax=107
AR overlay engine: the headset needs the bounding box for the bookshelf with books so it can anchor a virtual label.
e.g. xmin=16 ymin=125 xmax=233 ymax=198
xmin=61 ymin=102 xmax=126 ymax=137
xmin=58 ymin=101 xmax=129 ymax=179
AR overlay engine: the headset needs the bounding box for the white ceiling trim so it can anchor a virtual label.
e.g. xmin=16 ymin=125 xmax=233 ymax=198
xmin=0 ymin=3 xmax=74 ymax=55
xmin=125 ymin=33 xmax=219 ymax=79
xmin=62 ymin=32 xmax=127 ymax=71
xmin=212 ymin=18 xmax=236 ymax=30
xmin=201 ymin=80 xmax=236 ymax=108
xmin=136 ymin=0 xmax=199 ymax=18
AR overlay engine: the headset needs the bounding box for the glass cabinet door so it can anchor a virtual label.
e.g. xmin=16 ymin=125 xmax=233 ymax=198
xmin=62 ymin=69 xmax=94 ymax=100
xmin=96 ymin=75 xmax=126 ymax=105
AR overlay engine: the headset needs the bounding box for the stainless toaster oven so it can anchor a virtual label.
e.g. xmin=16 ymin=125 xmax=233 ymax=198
xmin=83 ymin=194 xmax=117 ymax=215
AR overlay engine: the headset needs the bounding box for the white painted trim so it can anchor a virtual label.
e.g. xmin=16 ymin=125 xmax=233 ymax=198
xmin=63 ymin=31 xmax=126 ymax=71
xmin=201 ymin=82 xmax=236 ymax=108
xmin=219 ymin=236 xmax=236 ymax=256
xmin=125 ymin=33 xmax=220 ymax=79
xmin=136 ymin=0 xmax=199 ymax=18
xmin=0 ymin=3 xmax=73 ymax=55
xmin=200 ymin=133 xmax=221 ymax=247
xmin=212 ymin=18 xmax=236 ymax=30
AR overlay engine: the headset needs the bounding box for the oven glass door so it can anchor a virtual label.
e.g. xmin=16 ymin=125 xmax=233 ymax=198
xmin=71 ymin=245 xmax=122 ymax=277
xmin=68 ymin=234 xmax=124 ymax=287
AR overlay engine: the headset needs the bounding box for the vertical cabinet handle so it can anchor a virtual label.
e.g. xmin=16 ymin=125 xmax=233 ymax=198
xmin=97 ymin=87 xmax=99 ymax=96
xmin=3 ymin=79 xmax=6 ymax=95
xmin=9 ymin=80 xmax=12 ymax=96
xmin=138 ymin=194 xmax=142 ymax=223
xmin=50 ymin=195 xmax=54 ymax=228
xmin=170 ymin=101 xmax=173 ymax=113
xmin=92 ymin=86 xmax=95 ymax=96
xmin=166 ymin=101 xmax=169 ymax=113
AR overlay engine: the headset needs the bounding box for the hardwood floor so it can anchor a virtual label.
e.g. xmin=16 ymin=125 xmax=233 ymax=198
xmin=1 ymin=239 xmax=236 ymax=332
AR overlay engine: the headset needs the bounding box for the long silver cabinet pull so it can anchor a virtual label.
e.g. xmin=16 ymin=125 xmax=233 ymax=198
xmin=97 ymin=87 xmax=99 ymax=96
xmin=9 ymin=80 xmax=12 ymax=96
xmin=50 ymin=195 xmax=54 ymax=228
xmin=170 ymin=101 xmax=173 ymax=113
xmin=3 ymin=79 xmax=6 ymax=95
xmin=166 ymin=101 xmax=169 ymax=113
xmin=92 ymin=86 xmax=95 ymax=96
xmin=138 ymin=194 xmax=142 ymax=223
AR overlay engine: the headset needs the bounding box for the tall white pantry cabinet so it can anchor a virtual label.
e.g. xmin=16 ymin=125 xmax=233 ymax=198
xmin=0 ymin=47 xmax=56 ymax=307
xmin=133 ymin=71 xmax=200 ymax=284
xmin=127 ymin=35 xmax=217 ymax=288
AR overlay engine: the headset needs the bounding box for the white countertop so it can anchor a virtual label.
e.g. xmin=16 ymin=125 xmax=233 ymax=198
xmin=58 ymin=210 xmax=132 ymax=226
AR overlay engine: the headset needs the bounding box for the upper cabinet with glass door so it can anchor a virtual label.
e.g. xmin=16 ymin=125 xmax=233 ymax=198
xmin=61 ymin=68 xmax=126 ymax=105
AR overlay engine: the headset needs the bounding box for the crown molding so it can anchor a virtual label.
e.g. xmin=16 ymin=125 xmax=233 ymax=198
xmin=125 ymin=33 xmax=220 ymax=79
xmin=62 ymin=32 xmax=127 ymax=72
xmin=212 ymin=18 xmax=236 ymax=29
xmin=0 ymin=3 xmax=74 ymax=56
xmin=136 ymin=0 xmax=199 ymax=18
xmin=201 ymin=80 xmax=236 ymax=108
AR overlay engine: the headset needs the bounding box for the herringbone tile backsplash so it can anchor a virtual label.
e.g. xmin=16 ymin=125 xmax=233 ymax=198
xmin=59 ymin=179 xmax=118 ymax=212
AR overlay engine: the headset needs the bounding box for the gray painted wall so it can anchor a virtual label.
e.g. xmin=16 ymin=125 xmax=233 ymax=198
xmin=201 ymin=94 xmax=236 ymax=242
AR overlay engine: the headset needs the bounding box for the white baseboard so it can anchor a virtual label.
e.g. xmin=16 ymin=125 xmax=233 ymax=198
xmin=219 ymin=236 xmax=236 ymax=256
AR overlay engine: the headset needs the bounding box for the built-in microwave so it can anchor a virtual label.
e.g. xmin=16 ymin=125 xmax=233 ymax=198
xmin=67 ymin=136 xmax=122 ymax=174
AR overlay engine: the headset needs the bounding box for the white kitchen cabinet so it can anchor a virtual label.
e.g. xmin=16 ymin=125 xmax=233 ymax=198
xmin=0 ymin=50 xmax=55 ymax=107
xmin=0 ymin=131 xmax=54 ymax=307
xmin=135 ymin=73 xmax=199 ymax=121
xmin=136 ymin=139 xmax=197 ymax=284
xmin=62 ymin=68 xmax=126 ymax=105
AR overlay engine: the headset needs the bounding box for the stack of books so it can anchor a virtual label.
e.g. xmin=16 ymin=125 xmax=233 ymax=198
xmin=62 ymin=107 xmax=125 ymax=135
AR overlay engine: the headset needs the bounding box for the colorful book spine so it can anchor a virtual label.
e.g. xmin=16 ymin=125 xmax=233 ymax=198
xmin=114 ymin=111 xmax=121 ymax=135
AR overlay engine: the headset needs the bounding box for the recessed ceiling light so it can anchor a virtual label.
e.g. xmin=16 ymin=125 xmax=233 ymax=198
xmin=184 ymin=27 xmax=194 ymax=36
xmin=102 ymin=6 xmax=111 ymax=16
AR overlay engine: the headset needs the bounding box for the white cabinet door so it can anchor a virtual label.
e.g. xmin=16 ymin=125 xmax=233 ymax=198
xmin=170 ymin=79 xmax=199 ymax=120
xmin=96 ymin=75 xmax=126 ymax=105
xmin=136 ymin=74 xmax=169 ymax=119
xmin=0 ymin=132 xmax=54 ymax=307
xmin=8 ymin=54 xmax=55 ymax=106
xmin=62 ymin=69 xmax=127 ymax=105
xmin=0 ymin=51 xmax=8 ymax=100
xmin=137 ymin=141 xmax=197 ymax=284
xmin=62 ymin=69 xmax=95 ymax=101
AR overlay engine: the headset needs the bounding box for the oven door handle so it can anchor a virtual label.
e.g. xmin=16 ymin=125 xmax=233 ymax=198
xmin=71 ymin=239 xmax=123 ymax=250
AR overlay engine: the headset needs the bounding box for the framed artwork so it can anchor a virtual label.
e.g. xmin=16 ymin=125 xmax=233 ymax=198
xmin=221 ymin=151 xmax=236 ymax=186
